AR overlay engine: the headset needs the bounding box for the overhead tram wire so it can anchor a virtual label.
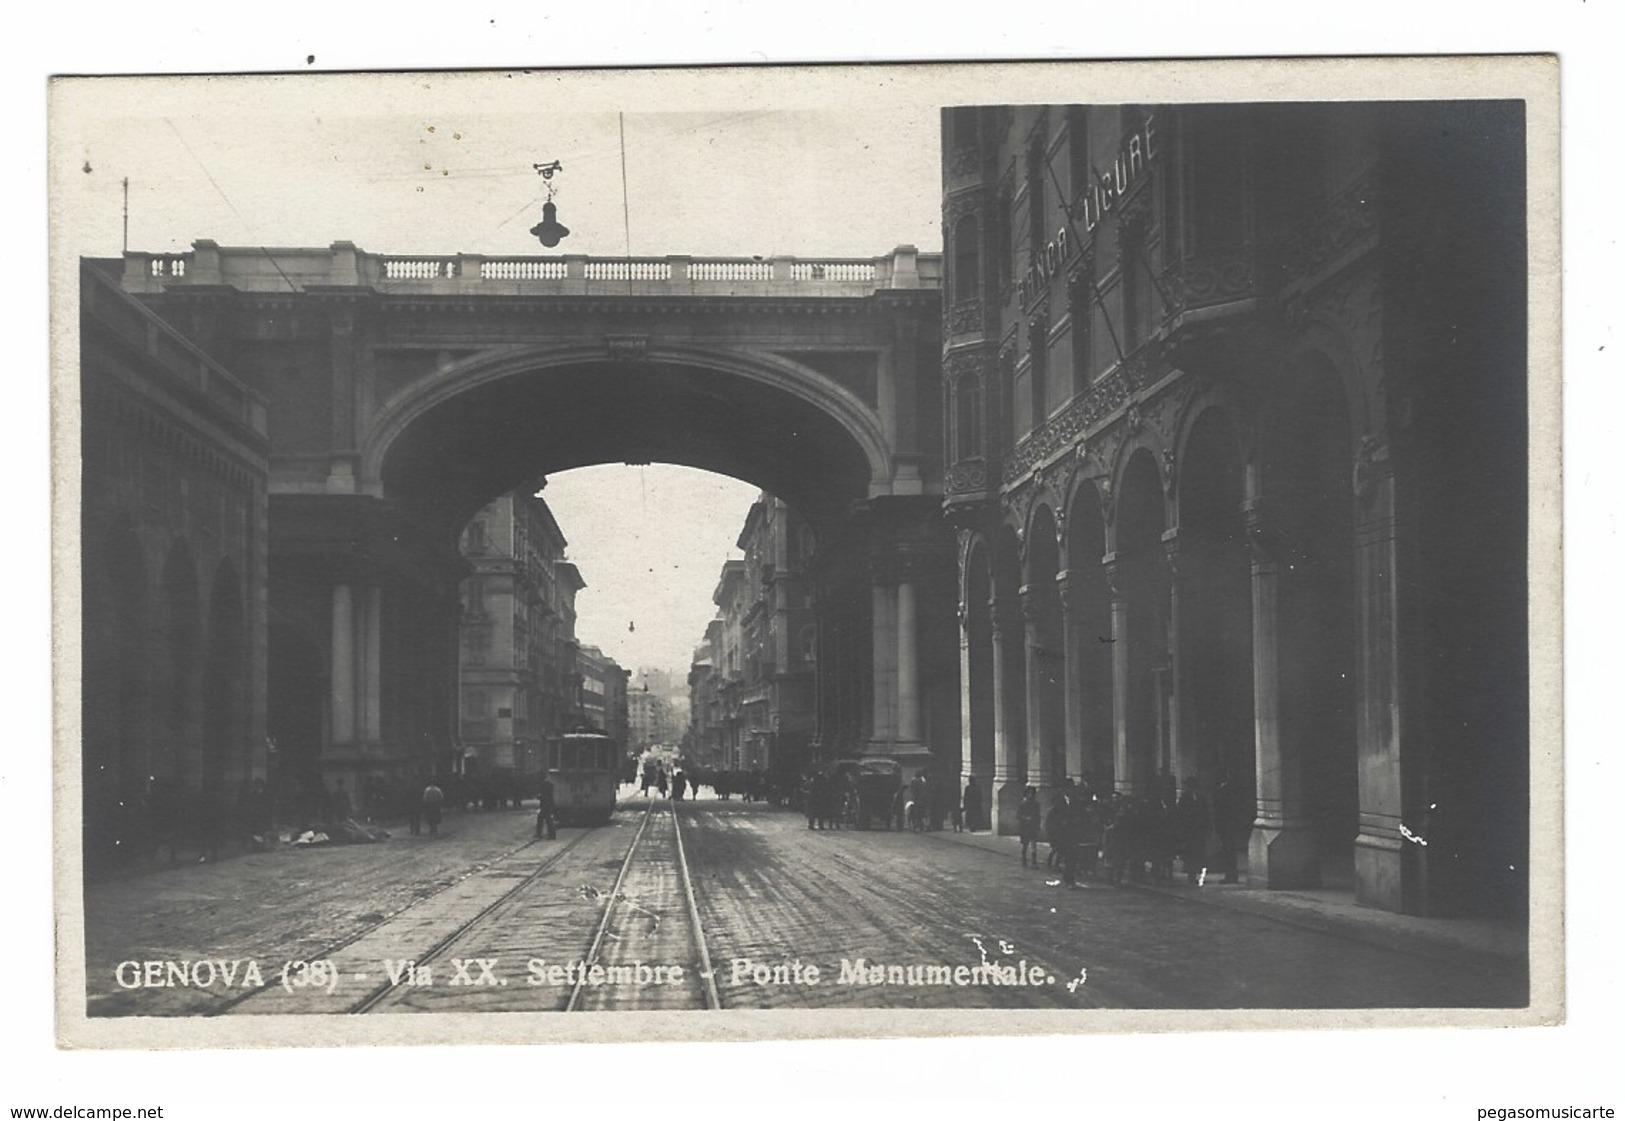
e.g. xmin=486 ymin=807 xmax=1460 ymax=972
xmin=1040 ymin=142 xmax=1125 ymax=368
xmin=619 ymin=111 xmax=633 ymax=297
xmin=163 ymin=117 xmax=300 ymax=294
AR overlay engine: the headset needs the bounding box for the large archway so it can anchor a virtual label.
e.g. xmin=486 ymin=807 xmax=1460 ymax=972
xmin=1175 ymin=408 xmax=1255 ymax=810
xmin=1111 ymin=448 xmax=1168 ymax=795
xmin=1023 ymin=504 xmax=1066 ymax=792
xmin=1273 ymin=362 xmax=1358 ymax=870
xmin=1063 ymin=484 xmax=1112 ymax=791
xmin=373 ymin=351 xmax=886 ymax=550
xmin=1250 ymin=356 xmax=1359 ymax=889
xmin=83 ymin=519 xmax=149 ymax=865
xmin=159 ymin=542 xmax=201 ymax=787
xmin=202 ymin=558 xmax=246 ymax=797
xmin=271 ymin=342 xmax=959 ymax=792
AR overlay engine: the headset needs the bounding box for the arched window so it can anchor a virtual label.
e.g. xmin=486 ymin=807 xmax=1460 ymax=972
xmin=957 ymin=375 xmax=983 ymax=460
xmin=953 ymin=214 xmax=981 ymax=304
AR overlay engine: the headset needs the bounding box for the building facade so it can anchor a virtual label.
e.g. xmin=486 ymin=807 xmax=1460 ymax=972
xmin=80 ymin=260 xmax=271 ymax=864
xmin=456 ymin=489 xmax=573 ymax=784
xmin=940 ymin=102 xmax=1527 ymax=916
xmin=687 ymin=621 xmax=726 ymax=769
xmin=687 ymin=496 xmax=822 ymax=778
xmin=577 ymin=644 xmax=630 ymax=744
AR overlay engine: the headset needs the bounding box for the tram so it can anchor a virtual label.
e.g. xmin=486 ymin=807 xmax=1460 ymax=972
xmin=546 ymin=727 xmax=620 ymax=825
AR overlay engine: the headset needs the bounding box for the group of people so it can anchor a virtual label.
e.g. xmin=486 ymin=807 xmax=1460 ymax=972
xmin=1015 ymin=771 xmax=1252 ymax=888
xmin=637 ymin=761 xmax=695 ymax=800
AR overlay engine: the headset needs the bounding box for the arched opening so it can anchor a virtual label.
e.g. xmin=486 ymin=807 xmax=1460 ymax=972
xmin=964 ymin=538 xmax=994 ymax=830
xmin=160 ymin=542 xmax=201 ymax=786
xmin=356 ymin=348 xmax=946 ymax=799
xmin=1064 ymin=484 xmax=1112 ymax=791
xmin=1176 ymin=408 xmax=1254 ymax=809
xmin=268 ymin=619 xmax=324 ymax=816
xmin=1024 ymin=504 xmax=1065 ymax=788
xmin=1113 ymin=448 xmax=1167 ymax=794
xmin=202 ymin=558 xmax=245 ymax=797
xmin=1270 ymin=361 xmax=1358 ymax=874
xmin=83 ymin=519 xmax=148 ymax=865
xmin=992 ymin=525 xmax=1026 ymax=831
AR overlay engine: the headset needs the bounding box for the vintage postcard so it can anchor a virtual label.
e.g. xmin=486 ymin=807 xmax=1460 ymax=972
xmin=50 ymin=57 xmax=1560 ymax=1049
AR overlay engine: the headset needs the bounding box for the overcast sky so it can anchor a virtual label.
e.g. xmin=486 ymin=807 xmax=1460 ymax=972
xmin=53 ymin=73 xmax=945 ymax=676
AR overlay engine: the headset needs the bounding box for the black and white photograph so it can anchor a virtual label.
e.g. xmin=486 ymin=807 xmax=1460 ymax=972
xmin=49 ymin=58 xmax=1560 ymax=1051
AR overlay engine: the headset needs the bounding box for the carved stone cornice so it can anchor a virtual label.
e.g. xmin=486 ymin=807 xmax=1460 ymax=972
xmin=1000 ymin=338 xmax=1175 ymax=486
xmin=1273 ymin=167 xmax=1379 ymax=292
xmin=948 ymin=300 xmax=984 ymax=337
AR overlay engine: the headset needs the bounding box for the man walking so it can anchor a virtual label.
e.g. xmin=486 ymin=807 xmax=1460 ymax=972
xmin=534 ymin=775 xmax=557 ymax=840
xmin=422 ymin=779 xmax=445 ymax=837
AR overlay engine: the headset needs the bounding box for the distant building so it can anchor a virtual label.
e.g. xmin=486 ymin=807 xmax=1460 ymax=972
xmin=457 ymin=490 xmax=572 ymax=783
xmin=687 ymin=621 xmax=726 ymax=770
xmin=688 ymin=494 xmax=819 ymax=776
xmin=577 ymin=644 xmax=631 ymax=745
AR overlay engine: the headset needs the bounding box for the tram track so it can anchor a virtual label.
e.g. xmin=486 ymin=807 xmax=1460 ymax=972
xmin=347 ymin=826 xmax=597 ymax=1014
xmin=567 ymin=796 xmax=721 ymax=1012
xmin=205 ymin=825 xmax=593 ymax=1016
xmin=205 ymin=795 xmax=720 ymax=1015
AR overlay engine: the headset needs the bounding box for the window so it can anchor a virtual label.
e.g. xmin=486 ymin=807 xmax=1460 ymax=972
xmin=994 ymin=190 xmax=1014 ymax=292
xmin=1027 ymin=142 xmax=1048 ymax=263
xmin=957 ymin=375 xmax=982 ymax=459
xmin=952 ymin=214 xmax=981 ymax=304
xmin=1029 ymin=315 xmax=1049 ymax=428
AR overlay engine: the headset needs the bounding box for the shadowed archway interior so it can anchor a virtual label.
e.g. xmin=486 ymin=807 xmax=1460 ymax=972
xmin=380 ymin=359 xmax=875 ymax=546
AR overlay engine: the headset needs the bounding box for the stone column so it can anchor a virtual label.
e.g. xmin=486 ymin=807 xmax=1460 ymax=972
xmin=1104 ymin=554 xmax=1135 ymax=795
xmin=869 ymin=583 xmax=897 ymax=745
xmin=330 ymin=583 xmax=355 ymax=745
xmin=896 ymin=579 xmax=921 ymax=744
xmin=989 ymin=605 xmax=1022 ymax=833
xmin=1245 ymin=501 xmax=1319 ymax=888
xmin=363 ymin=586 xmax=383 ymax=745
xmin=1020 ymin=584 xmax=1057 ymax=804
xmin=1057 ymin=570 xmax=1085 ymax=783
xmin=1162 ymin=529 xmax=1191 ymax=787
xmin=958 ymin=595 xmax=975 ymax=793
xmin=1352 ymin=455 xmax=1405 ymax=910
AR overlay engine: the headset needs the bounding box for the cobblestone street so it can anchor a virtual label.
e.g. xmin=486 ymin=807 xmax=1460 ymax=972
xmin=82 ymin=791 xmax=1527 ymax=1017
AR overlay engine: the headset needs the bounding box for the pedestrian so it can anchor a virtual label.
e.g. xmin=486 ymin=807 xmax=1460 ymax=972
xmin=422 ymin=779 xmax=445 ymax=837
xmin=657 ymin=766 xmax=669 ymax=798
xmin=1017 ymin=787 xmax=1042 ymax=868
xmin=909 ymin=770 xmax=929 ymax=831
xmin=1176 ymin=782 xmax=1210 ymax=884
xmin=535 ymin=775 xmax=557 ymax=840
xmin=672 ymin=769 xmax=688 ymax=801
xmin=1211 ymin=772 xmax=1245 ymax=883
xmin=961 ymin=776 xmax=981 ymax=832
xmin=1053 ymin=792 xmax=1082 ymax=887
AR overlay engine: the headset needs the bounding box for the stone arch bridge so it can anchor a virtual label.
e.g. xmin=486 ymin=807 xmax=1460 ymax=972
xmin=92 ymin=239 xmax=955 ymax=805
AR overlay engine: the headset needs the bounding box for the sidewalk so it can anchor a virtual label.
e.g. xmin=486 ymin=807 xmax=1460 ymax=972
xmin=930 ymin=825 xmax=1528 ymax=973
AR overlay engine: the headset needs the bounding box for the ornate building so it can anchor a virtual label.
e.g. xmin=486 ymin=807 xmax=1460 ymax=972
xmin=940 ymin=102 xmax=1527 ymax=916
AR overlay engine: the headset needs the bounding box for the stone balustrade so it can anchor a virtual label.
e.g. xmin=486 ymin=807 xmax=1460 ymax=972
xmin=120 ymin=240 xmax=941 ymax=297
